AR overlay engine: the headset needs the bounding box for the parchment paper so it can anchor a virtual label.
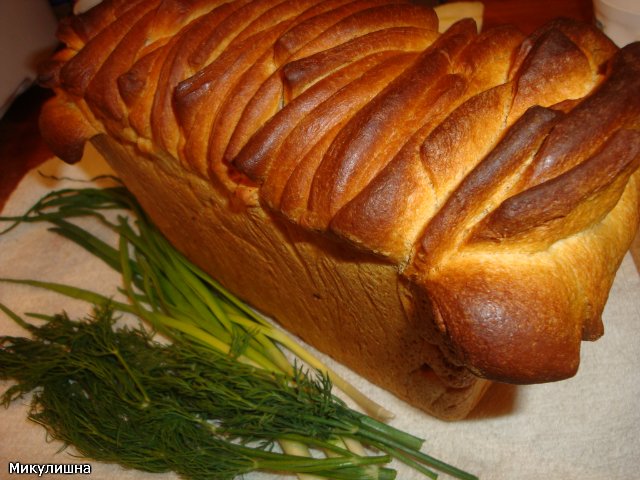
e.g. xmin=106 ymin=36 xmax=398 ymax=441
xmin=1 ymin=145 xmax=639 ymax=479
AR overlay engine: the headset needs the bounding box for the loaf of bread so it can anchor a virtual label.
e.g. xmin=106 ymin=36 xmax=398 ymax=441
xmin=37 ymin=0 xmax=640 ymax=420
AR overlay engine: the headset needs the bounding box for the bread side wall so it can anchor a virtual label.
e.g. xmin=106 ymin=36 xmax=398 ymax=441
xmin=91 ymin=133 xmax=489 ymax=419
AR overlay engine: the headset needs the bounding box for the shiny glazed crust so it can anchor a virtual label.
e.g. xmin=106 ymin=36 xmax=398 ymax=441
xmin=38 ymin=0 xmax=640 ymax=419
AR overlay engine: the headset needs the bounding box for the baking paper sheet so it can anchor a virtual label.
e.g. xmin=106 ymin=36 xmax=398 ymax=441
xmin=1 ymin=146 xmax=639 ymax=479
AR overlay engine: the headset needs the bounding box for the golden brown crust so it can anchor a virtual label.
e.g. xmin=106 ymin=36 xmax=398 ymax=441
xmin=236 ymin=51 xmax=415 ymax=182
xmin=329 ymin=24 xmax=526 ymax=259
xmin=177 ymin=22 xmax=294 ymax=176
xmin=519 ymin=42 xmax=640 ymax=189
xmin=264 ymin=52 xmax=419 ymax=211
xmin=38 ymin=96 xmax=97 ymax=164
xmin=56 ymin=0 xmax=144 ymax=50
xmin=282 ymin=27 xmax=438 ymax=100
xmin=60 ymin=1 xmax=159 ymax=97
xmin=273 ymin=0 xmax=411 ymax=63
xmin=117 ymin=47 xmax=167 ymax=141
xmin=282 ymin=1 xmax=436 ymax=65
xmin=507 ymin=28 xmax=594 ymax=123
xmin=510 ymin=17 xmax=617 ymax=76
xmin=304 ymin=20 xmax=476 ymax=230
xmin=473 ymin=129 xmax=640 ymax=246
xmin=38 ymin=0 xmax=640 ymax=418
xmin=224 ymin=0 xmax=420 ymax=161
xmin=149 ymin=2 xmax=246 ymax=153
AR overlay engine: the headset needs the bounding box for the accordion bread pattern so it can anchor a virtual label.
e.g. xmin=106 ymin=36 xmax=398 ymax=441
xmin=38 ymin=0 xmax=640 ymax=419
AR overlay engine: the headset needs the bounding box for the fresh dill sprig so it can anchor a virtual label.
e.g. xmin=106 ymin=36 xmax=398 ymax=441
xmin=0 ymin=306 xmax=394 ymax=480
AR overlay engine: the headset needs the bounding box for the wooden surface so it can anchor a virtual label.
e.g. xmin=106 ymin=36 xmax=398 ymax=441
xmin=0 ymin=0 xmax=638 ymax=270
xmin=481 ymin=0 xmax=594 ymax=33
xmin=0 ymin=86 xmax=53 ymax=212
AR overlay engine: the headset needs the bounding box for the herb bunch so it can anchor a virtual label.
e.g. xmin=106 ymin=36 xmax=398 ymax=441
xmin=0 ymin=306 xmax=393 ymax=479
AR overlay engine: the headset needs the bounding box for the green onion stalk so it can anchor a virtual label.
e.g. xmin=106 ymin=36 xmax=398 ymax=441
xmin=0 ymin=182 xmax=478 ymax=480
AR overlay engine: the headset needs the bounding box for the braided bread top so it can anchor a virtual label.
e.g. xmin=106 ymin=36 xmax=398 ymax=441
xmin=38 ymin=0 xmax=640 ymax=383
